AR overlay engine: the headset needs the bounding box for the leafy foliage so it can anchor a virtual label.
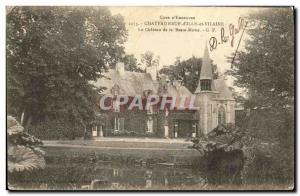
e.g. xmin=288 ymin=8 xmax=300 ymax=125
xmin=190 ymin=124 xmax=246 ymax=155
xmin=190 ymin=124 xmax=247 ymax=185
xmin=190 ymin=122 xmax=293 ymax=185
xmin=225 ymin=8 xmax=294 ymax=186
xmin=141 ymin=51 xmax=160 ymax=68
xmin=27 ymin=118 xmax=86 ymax=140
xmin=228 ymin=8 xmax=294 ymax=109
xmin=8 ymin=146 xmax=45 ymax=173
xmin=159 ymin=56 xmax=218 ymax=92
xmin=7 ymin=116 xmax=45 ymax=173
xmin=7 ymin=7 xmax=127 ymax=131
xmin=122 ymin=54 xmax=144 ymax=72
xmin=240 ymin=109 xmax=294 ymax=185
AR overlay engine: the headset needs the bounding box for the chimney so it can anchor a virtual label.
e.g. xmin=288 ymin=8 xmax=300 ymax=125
xmin=146 ymin=66 xmax=157 ymax=81
xmin=116 ymin=62 xmax=125 ymax=75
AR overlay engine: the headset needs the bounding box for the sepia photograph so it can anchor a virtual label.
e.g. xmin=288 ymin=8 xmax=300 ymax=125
xmin=6 ymin=6 xmax=295 ymax=191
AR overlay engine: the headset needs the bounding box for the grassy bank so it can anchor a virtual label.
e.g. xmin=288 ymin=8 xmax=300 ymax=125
xmin=42 ymin=139 xmax=201 ymax=166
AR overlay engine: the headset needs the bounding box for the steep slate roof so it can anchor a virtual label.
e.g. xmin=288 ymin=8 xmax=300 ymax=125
xmin=200 ymin=44 xmax=213 ymax=80
xmin=93 ymin=69 xmax=233 ymax=100
xmin=93 ymin=69 xmax=192 ymax=97
xmin=93 ymin=49 xmax=233 ymax=101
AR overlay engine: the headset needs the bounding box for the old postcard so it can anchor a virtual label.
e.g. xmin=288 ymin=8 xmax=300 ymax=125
xmin=6 ymin=6 xmax=294 ymax=191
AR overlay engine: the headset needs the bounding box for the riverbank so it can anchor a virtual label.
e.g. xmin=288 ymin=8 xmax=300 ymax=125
xmin=42 ymin=138 xmax=201 ymax=166
xmin=43 ymin=137 xmax=193 ymax=149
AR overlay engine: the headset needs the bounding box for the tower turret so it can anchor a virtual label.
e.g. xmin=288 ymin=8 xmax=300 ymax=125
xmin=195 ymin=43 xmax=213 ymax=93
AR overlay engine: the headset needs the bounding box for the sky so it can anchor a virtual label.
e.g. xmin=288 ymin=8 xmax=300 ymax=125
xmin=109 ymin=7 xmax=263 ymax=90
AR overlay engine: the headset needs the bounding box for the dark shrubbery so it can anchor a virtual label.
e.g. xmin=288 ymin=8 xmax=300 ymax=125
xmin=190 ymin=124 xmax=246 ymax=185
xmin=241 ymin=109 xmax=294 ymax=186
xmin=27 ymin=119 xmax=85 ymax=140
xmin=191 ymin=109 xmax=294 ymax=187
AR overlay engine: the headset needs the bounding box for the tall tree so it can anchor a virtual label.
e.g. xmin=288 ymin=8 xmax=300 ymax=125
xmin=122 ymin=54 xmax=144 ymax=72
xmin=159 ymin=56 xmax=218 ymax=92
xmin=228 ymin=8 xmax=294 ymax=184
xmin=228 ymin=8 xmax=294 ymax=109
xmin=7 ymin=7 xmax=127 ymax=132
xmin=141 ymin=51 xmax=160 ymax=68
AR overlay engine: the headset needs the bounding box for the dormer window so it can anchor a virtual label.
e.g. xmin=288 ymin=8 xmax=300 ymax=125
xmin=113 ymin=100 xmax=120 ymax=112
xmin=147 ymin=105 xmax=153 ymax=114
xmin=200 ymin=79 xmax=211 ymax=91
xmin=111 ymin=84 xmax=120 ymax=96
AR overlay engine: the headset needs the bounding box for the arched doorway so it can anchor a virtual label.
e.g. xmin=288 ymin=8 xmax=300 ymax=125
xmin=218 ymin=106 xmax=226 ymax=125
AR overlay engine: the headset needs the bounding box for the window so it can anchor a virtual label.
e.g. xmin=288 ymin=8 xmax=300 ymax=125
xmin=114 ymin=117 xmax=118 ymax=131
xmin=147 ymin=116 xmax=153 ymax=133
xmin=174 ymin=121 xmax=178 ymax=138
xmin=113 ymin=100 xmax=120 ymax=112
xmin=92 ymin=125 xmax=97 ymax=137
xmin=145 ymin=180 xmax=152 ymax=188
xmin=114 ymin=117 xmax=125 ymax=131
xmin=147 ymin=105 xmax=153 ymax=114
xmin=218 ymin=106 xmax=226 ymax=125
xmin=192 ymin=123 xmax=197 ymax=138
xmin=119 ymin=118 xmax=124 ymax=131
xmin=113 ymin=169 xmax=119 ymax=177
xmin=98 ymin=125 xmax=103 ymax=137
xmin=200 ymin=79 xmax=211 ymax=91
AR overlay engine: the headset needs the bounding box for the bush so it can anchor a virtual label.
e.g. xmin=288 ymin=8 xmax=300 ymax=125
xmin=241 ymin=109 xmax=294 ymax=186
xmin=242 ymin=140 xmax=294 ymax=186
xmin=27 ymin=119 xmax=85 ymax=140
xmin=191 ymin=118 xmax=294 ymax=187
xmin=7 ymin=116 xmax=46 ymax=188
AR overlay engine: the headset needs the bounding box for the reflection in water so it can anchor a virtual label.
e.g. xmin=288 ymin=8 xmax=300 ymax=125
xmin=8 ymin=152 xmax=208 ymax=190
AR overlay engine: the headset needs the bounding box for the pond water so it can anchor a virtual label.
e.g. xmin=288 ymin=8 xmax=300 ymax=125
xmin=9 ymin=150 xmax=209 ymax=190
